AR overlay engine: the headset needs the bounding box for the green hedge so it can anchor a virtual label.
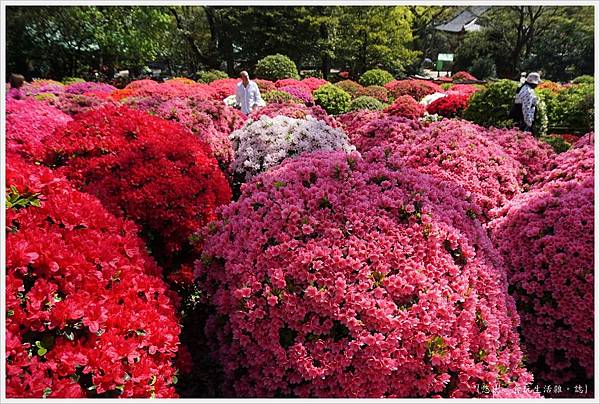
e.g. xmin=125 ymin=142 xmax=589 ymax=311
xmin=349 ymin=96 xmax=385 ymax=111
xmin=359 ymin=69 xmax=394 ymax=87
xmin=463 ymin=79 xmax=518 ymax=128
xmin=313 ymin=83 xmax=351 ymax=115
xmin=255 ymin=54 xmax=299 ymax=81
xmin=196 ymin=69 xmax=228 ymax=83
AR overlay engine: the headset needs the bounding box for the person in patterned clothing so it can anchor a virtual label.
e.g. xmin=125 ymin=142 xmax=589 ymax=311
xmin=510 ymin=72 xmax=542 ymax=134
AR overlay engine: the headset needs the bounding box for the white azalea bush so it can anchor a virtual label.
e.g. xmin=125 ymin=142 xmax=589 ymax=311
xmin=419 ymin=92 xmax=447 ymax=105
xmin=230 ymin=115 xmax=355 ymax=181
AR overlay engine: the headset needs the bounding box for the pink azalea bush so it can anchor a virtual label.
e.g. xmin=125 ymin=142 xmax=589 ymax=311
xmin=377 ymin=120 xmax=525 ymax=221
xmin=357 ymin=85 xmax=390 ymax=103
xmin=336 ymin=110 xmax=386 ymax=136
xmin=573 ymin=131 xmax=594 ymax=148
xmin=301 ymin=77 xmax=328 ymax=91
xmin=230 ymin=115 xmax=355 ymax=181
xmin=275 ymin=78 xmax=310 ymax=91
xmin=279 ymin=85 xmax=314 ymax=105
xmin=489 ymin=171 xmax=593 ymax=390
xmin=64 ymin=82 xmax=117 ymax=95
xmin=349 ymin=115 xmax=422 ymax=153
xmin=452 ymin=71 xmax=477 ymax=82
xmin=533 ymin=141 xmax=594 ymax=186
xmin=209 ymin=78 xmax=240 ymax=100
xmin=249 ymin=102 xmax=339 ymax=128
xmin=384 ymin=95 xmax=426 ymax=119
xmin=486 ymin=126 xmax=555 ymax=184
xmin=6 ymin=99 xmax=72 ymax=160
xmin=197 ymin=151 xmax=534 ymax=398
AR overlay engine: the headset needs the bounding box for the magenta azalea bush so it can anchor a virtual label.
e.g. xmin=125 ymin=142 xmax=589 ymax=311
xmin=348 ymin=115 xmax=422 ymax=153
xmin=64 ymin=81 xmax=117 ymax=94
xmin=6 ymin=99 xmax=73 ymax=160
xmin=336 ymin=110 xmax=385 ymax=136
xmin=249 ymin=103 xmax=339 ymax=128
xmin=490 ymin=150 xmax=593 ymax=389
xmin=534 ymin=139 xmax=594 ymax=186
xmin=197 ymin=151 xmax=535 ymax=398
xmin=230 ymin=115 xmax=355 ymax=181
xmin=279 ymin=86 xmax=314 ymax=105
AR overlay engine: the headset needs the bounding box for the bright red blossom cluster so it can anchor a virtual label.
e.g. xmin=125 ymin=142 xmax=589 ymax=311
xmin=384 ymin=95 xmax=426 ymax=119
xmin=384 ymin=80 xmax=443 ymax=101
xmin=426 ymin=93 xmax=470 ymax=118
xmin=6 ymin=156 xmax=180 ymax=398
xmin=40 ymin=105 xmax=232 ymax=267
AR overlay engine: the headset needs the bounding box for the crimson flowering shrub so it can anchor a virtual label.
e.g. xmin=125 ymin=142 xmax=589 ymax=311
xmin=153 ymin=97 xmax=246 ymax=169
xmin=275 ymin=78 xmax=310 ymax=91
xmin=385 ymin=80 xmax=442 ymax=101
xmin=41 ymin=105 xmax=232 ymax=267
xmin=451 ymin=71 xmax=477 ymax=82
xmin=64 ymin=82 xmax=117 ymax=95
xmin=357 ymin=85 xmax=390 ymax=103
xmin=112 ymin=81 xmax=216 ymax=102
xmin=6 ymin=156 xmax=180 ymax=398
xmin=490 ymin=165 xmax=593 ymax=391
xmin=486 ymin=126 xmax=555 ymax=184
xmin=380 ymin=120 xmax=524 ymax=220
xmin=384 ymin=95 xmax=426 ymax=120
xmin=279 ymin=86 xmax=314 ymax=105
xmin=6 ymin=99 xmax=72 ymax=160
xmin=209 ymin=78 xmax=240 ymax=100
xmin=125 ymin=79 xmax=159 ymax=89
xmin=301 ymin=77 xmax=328 ymax=91
xmin=197 ymin=151 xmax=534 ymax=398
xmin=249 ymin=102 xmax=339 ymax=128
xmin=426 ymin=93 xmax=470 ymax=118
xmin=349 ymin=115 xmax=422 ymax=153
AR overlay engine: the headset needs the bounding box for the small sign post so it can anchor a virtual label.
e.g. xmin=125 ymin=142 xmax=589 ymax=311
xmin=436 ymin=53 xmax=454 ymax=77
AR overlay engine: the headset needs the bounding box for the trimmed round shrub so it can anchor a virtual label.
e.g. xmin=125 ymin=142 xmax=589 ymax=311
xmin=571 ymin=75 xmax=594 ymax=85
xmin=111 ymin=80 xmax=216 ymax=102
xmin=6 ymin=156 xmax=180 ymax=398
xmin=384 ymin=95 xmax=426 ymax=120
xmin=197 ymin=151 xmax=534 ymax=398
xmin=463 ymin=79 xmax=518 ymax=128
xmin=249 ymin=103 xmax=339 ymax=128
xmin=255 ymin=79 xmax=277 ymax=93
xmin=6 ymin=99 xmax=72 ymax=160
xmin=427 ymin=93 xmax=470 ymax=118
xmin=255 ymin=54 xmax=300 ymax=81
xmin=385 ymin=80 xmax=443 ymax=101
xmin=490 ymin=151 xmax=593 ymax=389
xmin=313 ymin=84 xmax=352 ymax=115
xmin=357 ymin=85 xmax=390 ymax=103
xmin=52 ymin=93 xmax=116 ymax=116
xmin=451 ymin=71 xmax=477 ymax=82
xmin=22 ymin=80 xmax=65 ymax=96
xmin=197 ymin=69 xmax=229 ymax=83
xmin=41 ymin=105 xmax=232 ymax=267
xmin=275 ymin=79 xmax=310 ymax=90
xmin=550 ymin=83 xmax=594 ymax=133
xmin=377 ymin=119 xmax=525 ymax=221
xmin=348 ymin=96 xmax=385 ymax=111
xmin=61 ymin=77 xmax=85 ymax=85
xmin=230 ymin=115 xmax=355 ymax=181
xmin=440 ymin=83 xmax=453 ymax=91
xmin=209 ymin=78 xmax=240 ymax=100
xmin=486 ymin=126 xmax=555 ymax=184
xmin=263 ymin=90 xmax=304 ymax=105
xmin=336 ymin=109 xmax=385 ymax=135
xmin=359 ymin=68 xmax=394 ymax=86
xmin=334 ymin=80 xmax=364 ymax=98
xmin=349 ymin=115 xmax=421 ymax=153
xmin=153 ymin=97 xmax=246 ymax=169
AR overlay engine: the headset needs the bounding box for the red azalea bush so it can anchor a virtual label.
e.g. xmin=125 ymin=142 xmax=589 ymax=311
xmin=6 ymin=99 xmax=72 ymax=160
xmin=357 ymin=85 xmax=390 ymax=103
xmin=249 ymin=102 xmax=338 ymax=128
xmin=384 ymin=95 xmax=426 ymax=120
xmin=197 ymin=151 xmax=534 ymax=398
xmin=125 ymin=79 xmax=159 ymax=90
xmin=112 ymin=81 xmax=216 ymax=102
xmin=490 ymin=174 xmax=593 ymax=390
xmin=451 ymin=71 xmax=477 ymax=82
xmin=275 ymin=78 xmax=310 ymax=91
xmin=6 ymin=156 xmax=180 ymax=398
xmin=426 ymin=93 xmax=470 ymax=118
xmin=301 ymin=77 xmax=328 ymax=91
xmin=40 ymin=105 xmax=232 ymax=267
xmin=537 ymin=81 xmax=563 ymax=94
xmin=349 ymin=115 xmax=422 ymax=153
xmin=380 ymin=120 xmax=525 ymax=221
xmin=446 ymin=84 xmax=480 ymax=97
xmin=485 ymin=126 xmax=555 ymax=184
xmin=153 ymin=96 xmax=246 ymax=169
xmin=209 ymin=78 xmax=240 ymax=100
xmin=385 ymin=80 xmax=442 ymax=101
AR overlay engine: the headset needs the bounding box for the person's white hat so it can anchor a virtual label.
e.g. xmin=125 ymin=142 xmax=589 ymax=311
xmin=526 ymin=72 xmax=542 ymax=85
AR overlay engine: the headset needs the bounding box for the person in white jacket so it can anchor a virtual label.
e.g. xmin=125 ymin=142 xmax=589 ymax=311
xmin=235 ymin=71 xmax=263 ymax=115
xmin=511 ymin=72 xmax=541 ymax=133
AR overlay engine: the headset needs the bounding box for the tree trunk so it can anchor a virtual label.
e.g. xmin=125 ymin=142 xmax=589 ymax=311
xmin=319 ymin=21 xmax=330 ymax=79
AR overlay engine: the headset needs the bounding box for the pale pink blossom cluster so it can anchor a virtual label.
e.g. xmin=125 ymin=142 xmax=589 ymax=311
xmin=230 ymin=115 xmax=355 ymax=181
xmin=197 ymin=151 xmax=534 ymax=398
xmin=490 ymin=143 xmax=593 ymax=387
xmin=249 ymin=102 xmax=339 ymax=128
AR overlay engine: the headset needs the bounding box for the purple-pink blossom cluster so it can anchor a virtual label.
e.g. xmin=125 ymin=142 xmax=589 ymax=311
xmin=197 ymin=151 xmax=534 ymax=398
xmin=279 ymin=86 xmax=315 ymax=105
xmin=64 ymin=81 xmax=117 ymax=94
